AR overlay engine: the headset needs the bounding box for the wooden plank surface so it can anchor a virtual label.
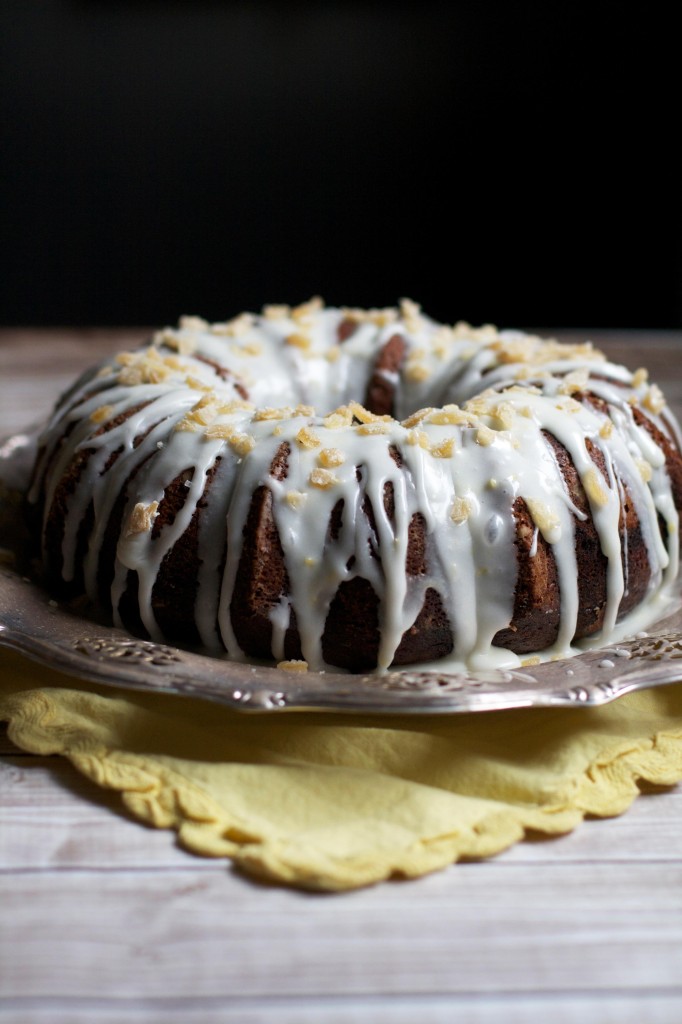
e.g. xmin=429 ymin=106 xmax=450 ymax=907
xmin=2 ymin=863 xmax=682 ymax=997
xmin=2 ymin=327 xmax=682 ymax=1023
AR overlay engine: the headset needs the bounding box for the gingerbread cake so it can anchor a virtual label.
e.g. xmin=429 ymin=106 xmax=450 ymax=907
xmin=27 ymin=299 xmax=682 ymax=672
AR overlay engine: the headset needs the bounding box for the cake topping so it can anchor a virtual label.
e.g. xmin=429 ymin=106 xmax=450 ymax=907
xmin=357 ymin=422 xmax=391 ymax=436
xmin=90 ymin=404 xmax=115 ymax=425
xmin=126 ymin=501 xmax=159 ymax=537
xmin=286 ymin=490 xmax=307 ymax=509
xmin=558 ymin=369 xmax=590 ymax=395
xmin=525 ymin=498 xmax=561 ymax=543
xmin=643 ymin=384 xmax=666 ymax=415
xmin=228 ymin=433 xmax=256 ymax=457
xmin=318 ymin=448 xmax=346 ymax=468
xmin=450 ymin=496 xmax=472 ymax=524
xmin=295 ymin=426 xmax=322 ymax=449
xmin=286 ymin=332 xmax=312 ymax=351
xmin=309 ymin=468 xmax=338 ymax=489
xmin=291 ymin=297 xmax=323 ymax=324
xmin=431 ymin=438 xmax=456 ymax=459
xmin=583 ymin=467 xmax=610 ymax=508
xmin=210 ymin=318 xmax=246 ymax=338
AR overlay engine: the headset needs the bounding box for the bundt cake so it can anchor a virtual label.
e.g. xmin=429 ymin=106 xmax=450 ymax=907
xmin=27 ymin=298 xmax=682 ymax=673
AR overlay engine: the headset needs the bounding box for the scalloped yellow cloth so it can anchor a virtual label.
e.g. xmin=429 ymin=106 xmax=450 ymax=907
xmin=2 ymin=647 xmax=682 ymax=891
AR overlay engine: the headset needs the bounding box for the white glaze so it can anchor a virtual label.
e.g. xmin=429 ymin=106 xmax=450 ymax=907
xmin=29 ymin=300 xmax=681 ymax=672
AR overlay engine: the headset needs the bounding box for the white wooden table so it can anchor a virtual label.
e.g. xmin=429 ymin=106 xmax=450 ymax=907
xmin=2 ymin=328 xmax=682 ymax=1023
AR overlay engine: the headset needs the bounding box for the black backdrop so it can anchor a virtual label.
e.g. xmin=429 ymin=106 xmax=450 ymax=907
xmin=2 ymin=2 xmax=680 ymax=330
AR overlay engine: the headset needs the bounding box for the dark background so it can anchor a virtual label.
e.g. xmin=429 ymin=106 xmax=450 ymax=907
xmin=1 ymin=2 xmax=680 ymax=330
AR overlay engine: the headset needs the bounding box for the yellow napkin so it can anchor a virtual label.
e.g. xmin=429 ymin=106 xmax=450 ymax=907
xmin=2 ymin=646 xmax=682 ymax=891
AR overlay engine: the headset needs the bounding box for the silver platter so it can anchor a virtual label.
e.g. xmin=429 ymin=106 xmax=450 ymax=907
xmin=3 ymin=430 xmax=682 ymax=714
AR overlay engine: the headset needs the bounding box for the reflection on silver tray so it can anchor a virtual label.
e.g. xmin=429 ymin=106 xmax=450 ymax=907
xmin=2 ymin=429 xmax=682 ymax=714
xmin=2 ymin=565 xmax=682 ymax=714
